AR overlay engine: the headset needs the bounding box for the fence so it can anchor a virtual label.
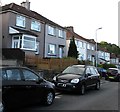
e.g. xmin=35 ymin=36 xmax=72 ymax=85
xmin=25 ymin=55 xmax=78 ymax=72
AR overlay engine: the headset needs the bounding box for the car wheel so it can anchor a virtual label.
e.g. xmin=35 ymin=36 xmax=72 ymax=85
xmin=80 ymin=85 xmax=85 ymax=95
xmin=95 ymin=81 xmax=100 ymax=90
xmin=43 ymin=91 xmax=54 ymax=106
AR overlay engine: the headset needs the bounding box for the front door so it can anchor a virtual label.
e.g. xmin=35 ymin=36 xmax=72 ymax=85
xmin=59 ymin=47 xmax=63 ymax=58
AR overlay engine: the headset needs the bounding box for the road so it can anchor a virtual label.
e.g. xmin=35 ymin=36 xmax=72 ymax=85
xmin=15 ymin=80 xmax=119 ymax=112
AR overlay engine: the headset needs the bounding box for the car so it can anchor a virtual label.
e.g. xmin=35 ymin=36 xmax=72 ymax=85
xmin=53 ymin=65 xmax=100 ymax=95
xmin=0 ymin=66 xmax=55 ymax=112
xmin=105 ymin=68 xmax=120 ymax=81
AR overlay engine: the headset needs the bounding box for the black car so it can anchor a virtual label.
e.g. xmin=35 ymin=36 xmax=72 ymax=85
xmin=53 ymin=65 xmax=100 ymax=95
xmin=105 ymin=68 xmax=120 ymax=81
xmin=0 ymin=66 xmax=55 ymax=111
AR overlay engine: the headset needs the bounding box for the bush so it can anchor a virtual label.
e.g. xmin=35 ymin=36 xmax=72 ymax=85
xmin=101 ymin=63 xmax=117 ymax=70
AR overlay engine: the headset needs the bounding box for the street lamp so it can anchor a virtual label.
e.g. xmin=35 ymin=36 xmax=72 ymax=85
xmin=95 ymin=27 xmax=102 ymax=67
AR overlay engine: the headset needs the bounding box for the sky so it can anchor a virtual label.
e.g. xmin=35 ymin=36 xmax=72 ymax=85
xmin=1 ymin=0 xmax=119 ymax=45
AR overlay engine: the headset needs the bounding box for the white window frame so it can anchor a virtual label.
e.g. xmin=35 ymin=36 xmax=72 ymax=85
xmin=58 ymin=29 xmax=63 ymax=38
xmin=48 ymin=44 xmax=56 ymax=55
xmin=35 ymin=42 xmax=40 ymax=54
xmin=16 ymin=15 xmax=25 ymax=27
xmin=87 ymin=44 xmax=90 ymax=49
xmin=12 ymin=35 xmax=21 ymax=48
xmin=48 ymin=25 xmax=55 ymax=36
xmin=22 ymin=35 xmax=36 ymax=51
xmin=31 ymin=20 xmax=41 ymax=32
xmin=12 ymin=35 xmax=37 ymax=51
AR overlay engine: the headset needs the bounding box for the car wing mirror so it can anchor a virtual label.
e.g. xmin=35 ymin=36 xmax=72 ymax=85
xmin=86 ymin=73 xmax=91 ymax=77
xmin=36 ymin=77 xmax=43 ymax=84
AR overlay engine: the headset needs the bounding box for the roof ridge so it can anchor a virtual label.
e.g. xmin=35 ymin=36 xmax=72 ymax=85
xmin=9 ymin=3 xmax=14 ymax=8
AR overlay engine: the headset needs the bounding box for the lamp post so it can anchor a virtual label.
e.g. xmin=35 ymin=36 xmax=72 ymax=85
xmin=95 ymin=27 xmax=102 ymax=67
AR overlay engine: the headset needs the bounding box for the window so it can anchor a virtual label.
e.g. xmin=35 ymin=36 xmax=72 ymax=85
xmin=75 ymin=40 xmax=79 ymax=48
xmin=16 ymin=15 xmax=25 ymax=27
xmin=6 ymin=69 xmax=21 ymax=80
xmin=58 ymin=29 xmax=63 ymax=38
xmin=90 ymin=67 xmax=96 ymax=75
xmin=80 ymin=41 xmax=83 ymax=48
xmin=48 ymin=26 xmax=55 ymax=36
xmin=91 ymin=46 xmax=94 ymax=50
xmin=22 ymin=69 xmax=39 ymax=81
xmin=0 ymin=69 xmax=7 ymax=80
xmin=48 ymin=44 xmax=56 ymax=55
xmin=22 ymin=35 xmax=36 ymax=51
xmin=12 ymin=35 xmax=37 ymax=51
xmin=35 ymin=42 xmax=39 ymax=54
xmin=87 ymin=44 xmax=90 ymax=49
xmin=83 ymin=42 xmax=86 ymax=49
xmin=86 ymin=68 xmax=91 ymax=74
xmin=31 ymin=20 xmax=41 ymax=32
xmin=12 ymin=36 xmax=22 ymax=48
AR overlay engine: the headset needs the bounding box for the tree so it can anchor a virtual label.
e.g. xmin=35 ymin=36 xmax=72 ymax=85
xmin=68 ymin=37 xmax=78 ymax=59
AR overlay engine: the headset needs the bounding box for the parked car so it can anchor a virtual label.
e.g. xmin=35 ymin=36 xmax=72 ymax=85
xmin=105 ymin=68 xmax=120 ymax=81
xmin=0 ymin=66 xmax=55 ymax=112
xmin=53 ymin=65 xmax=100 ymax=95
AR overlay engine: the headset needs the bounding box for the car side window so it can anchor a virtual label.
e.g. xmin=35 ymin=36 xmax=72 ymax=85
xmin=6 ymin=69 xmax=21 ymax=80
xmin=90 ymin=67 xmax=96 ymax=75
xmin=86 ymin=68 xmax=91 ymax=74
xmin=0 ymin=69 xmax=7 ymax=80
xmin=22 ymin=69 xmax=39 ymax=81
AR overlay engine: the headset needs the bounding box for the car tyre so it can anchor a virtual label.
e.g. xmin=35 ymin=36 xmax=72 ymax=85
xmin=95 ymin=81 xmax=100 ymax=90
xmin=80 ymin=84 xmax=85 ymax=95
xmin=43 ymin=91 xmax=54 ymax=106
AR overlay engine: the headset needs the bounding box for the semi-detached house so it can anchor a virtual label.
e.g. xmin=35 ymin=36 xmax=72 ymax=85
xmin=0 ymin=1 xmax=66 ymax=58
xmin=66 ymin=26 xmax=96 ymax=65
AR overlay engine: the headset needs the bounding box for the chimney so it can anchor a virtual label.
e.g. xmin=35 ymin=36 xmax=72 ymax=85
xmin=66 ymin=26 xmax=74 ymax=32
xmin=21 ymin=0 xmax=30 ymax=10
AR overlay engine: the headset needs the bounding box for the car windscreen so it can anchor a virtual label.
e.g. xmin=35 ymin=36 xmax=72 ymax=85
xmin=62 ymin=66 xmax=85 ymax=75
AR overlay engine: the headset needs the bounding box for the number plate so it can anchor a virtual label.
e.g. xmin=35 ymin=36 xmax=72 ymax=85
xmin=57 ymin=83 xmax=66 ymax=87
xmin=109 ymin=76 xmax=114 ymax=79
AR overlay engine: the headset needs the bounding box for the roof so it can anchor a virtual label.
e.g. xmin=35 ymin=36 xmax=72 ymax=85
xmin=66 ymin=28 xmax=96 ymax=44
xmin=10 ymin=26 xmax=38 ymax=37
xmin=1 ymin=3 xmax=65 ymax=30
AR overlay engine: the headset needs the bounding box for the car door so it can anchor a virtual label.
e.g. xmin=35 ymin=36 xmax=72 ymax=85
xmin=2 ymin=68 xmax=25 ymax=108
xmin=84 ymin=67 xmax=93 ymax=88
xmin=21 ymin=68 xmax=45 ymax=104
xmin=89 ymin=67 xmax=98 ymax=85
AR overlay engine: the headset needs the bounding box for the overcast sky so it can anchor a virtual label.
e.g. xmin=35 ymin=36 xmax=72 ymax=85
xmin=1 ymin=0 xmax=119 ymax=45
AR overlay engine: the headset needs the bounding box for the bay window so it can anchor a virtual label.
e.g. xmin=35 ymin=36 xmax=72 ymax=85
xmin=12 ymin=34 xmax=37 ymax=51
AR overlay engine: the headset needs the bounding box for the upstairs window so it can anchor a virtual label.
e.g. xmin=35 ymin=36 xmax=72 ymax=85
xmin=31 ymin=20 xmax=41 ymax=32
xmin=58 ymin=29 xmax=63 ymax=38
xmin=16 ymin=15 xmax=25 ymax=27
xmin=48 ymin=26 xmax=55 ymax=36
xmin=87 ymin=44 xmax=90 ymax=49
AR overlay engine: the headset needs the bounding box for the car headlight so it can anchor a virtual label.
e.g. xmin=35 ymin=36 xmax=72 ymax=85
xmin=53 ymin=76 xmax=56 ymax=81
xmin=71 ymin=78 xmax=79 ymax=83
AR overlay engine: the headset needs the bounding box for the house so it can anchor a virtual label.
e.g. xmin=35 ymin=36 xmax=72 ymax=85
xmin=0 ymin=0 xmax=66 ymax=59
xmin=65 ymin=26 xmax=96 ymax=65
xmin=110 ymin=53 xmax=119 ymax=65
xmin=97 ymin=47 xmax=110 ymax=64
